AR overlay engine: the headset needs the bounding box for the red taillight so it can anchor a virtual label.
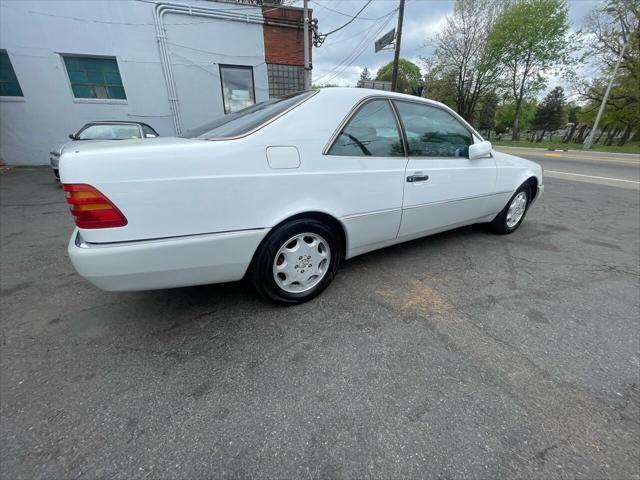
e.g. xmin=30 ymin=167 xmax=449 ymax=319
xmin=62 ymin=184 xmax=127 ymax=229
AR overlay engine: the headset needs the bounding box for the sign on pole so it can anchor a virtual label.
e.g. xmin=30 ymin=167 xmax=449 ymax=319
xmin=375 ymin=28 xmax=396 ymax=52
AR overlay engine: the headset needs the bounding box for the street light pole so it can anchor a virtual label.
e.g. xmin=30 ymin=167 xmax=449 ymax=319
xmin=390 ymin=0 xmax=405 ymax=92
xmin=583 ymin=41 xmax=627 ymax=150
xmin=303 ymin=0 xmax=311 ymax=90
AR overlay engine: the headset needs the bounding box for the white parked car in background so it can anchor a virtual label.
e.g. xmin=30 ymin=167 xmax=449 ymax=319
xmin=49 ymin=121 xmax=158 ymax=180
xmin=60 ymin=88 xmax=543 ymax=304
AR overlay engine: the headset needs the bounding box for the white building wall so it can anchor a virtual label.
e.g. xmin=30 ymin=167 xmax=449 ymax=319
xmin=0 ymin=0 xmax=268 ymax=165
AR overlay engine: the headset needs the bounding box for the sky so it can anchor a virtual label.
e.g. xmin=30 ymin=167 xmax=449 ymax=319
xmin=298 ymin=0 xmax=603 ymax=95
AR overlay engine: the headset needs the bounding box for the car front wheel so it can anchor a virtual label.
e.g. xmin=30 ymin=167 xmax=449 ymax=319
xmin=490 ymin=183 xmax=531 ymax=234
xmin=250 ymin=218 xmax=342 ymax=305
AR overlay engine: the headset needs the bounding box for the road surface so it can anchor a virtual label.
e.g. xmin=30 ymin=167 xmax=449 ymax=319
xmin=1 ymin=163 xmax=638 ymax=479
xmin=495 ymin=146 xmax=640 ymax=190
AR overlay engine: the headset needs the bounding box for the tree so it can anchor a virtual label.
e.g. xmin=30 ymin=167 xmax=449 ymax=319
xmin=359 ymin=67 xmax=372 ymax=82
xmin=424 ymin=0 xmax=506 ymax=122
xmin=566 ymin=103 xmax=581 ymax=124
xmin=495 ymin=100 xmax=537 ymax=134
xmin=577 ymin=0 xmax=639 ymax=145
xmin=532 ymin=86 xmax=566 ymax=141
xmin=477 ymin=92 xmax=498 ymax=138
xmin=487 ymin=0 xmax=570 ymax=140
xmin=422 ymin=58 xmax=458 ymax=108
xmin=376 ymin=59 xmax=422 ymax=94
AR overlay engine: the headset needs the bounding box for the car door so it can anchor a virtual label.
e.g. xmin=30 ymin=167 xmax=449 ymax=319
xmin=324 ymin=98 xmax=408 ymax=257
xmin=393 ymin=100 xmax=497 ymax=239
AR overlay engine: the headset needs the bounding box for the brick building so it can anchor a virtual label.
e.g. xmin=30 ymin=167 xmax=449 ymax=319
xmin=262 ymin=4 xmax=313 ymax=97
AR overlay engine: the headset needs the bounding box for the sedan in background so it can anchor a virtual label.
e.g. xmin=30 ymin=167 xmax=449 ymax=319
xmin=49 ymin=121 xmax=158 ymax=180
xmin=60 ymin=88 xmax=543 ymax=304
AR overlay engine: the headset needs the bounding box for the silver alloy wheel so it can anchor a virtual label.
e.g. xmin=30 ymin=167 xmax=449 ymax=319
xmin=506 ymin=191 xmax=528 ymax=228
xmin=272 ymin=233 xmax=331 ymax=294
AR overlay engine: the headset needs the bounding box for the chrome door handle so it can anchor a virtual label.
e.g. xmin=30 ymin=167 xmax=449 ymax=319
xmin=407 ymin=174 xmax=429 ymax=183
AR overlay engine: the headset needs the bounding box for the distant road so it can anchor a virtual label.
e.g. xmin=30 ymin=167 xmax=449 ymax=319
xmin=494 ymin=146 xmax=640 ymax=190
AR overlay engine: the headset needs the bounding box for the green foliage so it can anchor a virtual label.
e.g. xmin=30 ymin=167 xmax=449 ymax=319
xmin=566 ymin=103 xmax=581 ymax=124
xmin=477 ymin=92 xmax=499 ymax=134
xmin=424 ymin=0 xmax=507 ymax=122
xmin=359 ymin=67 xmax=372 ymax=82
xmin=487 ymin=0 xmax=570 ymax=139
xmin=375 ymin=59 xmax=422 ymax=94
xmin=495 ymin=100 xmax=537 ymax=133
xmin=423 ymin=67 xmax=458 ymax=110
xmin=532 ymin=86 xmax=566 ymax=133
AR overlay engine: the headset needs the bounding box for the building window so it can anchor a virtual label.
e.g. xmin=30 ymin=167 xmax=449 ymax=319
xmin=62 ymin=55 xmax=126 ymax=100
xmin=267 ymin=64 xmax=304 ymax=99
xmin=0 ymin=50 xmax=23 ymax=97
xmin=219 ymin=65 xmax=255 ymax=114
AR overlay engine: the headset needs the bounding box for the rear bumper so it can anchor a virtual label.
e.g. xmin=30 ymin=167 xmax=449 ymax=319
xmin=68 ymin=228 xmax=268 ymax=291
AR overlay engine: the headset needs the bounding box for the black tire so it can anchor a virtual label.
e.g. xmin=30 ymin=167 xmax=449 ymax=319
xmin=490 ymin=183 xmax=532 ymax=234
xmin=250 ymin=218 xmax=342 ymax=305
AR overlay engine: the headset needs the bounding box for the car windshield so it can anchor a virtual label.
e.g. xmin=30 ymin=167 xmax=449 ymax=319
xmin=77 ymin=124 xmax=142 ymax=140
xmin=181 ymin=90 xmax=316 ymax=139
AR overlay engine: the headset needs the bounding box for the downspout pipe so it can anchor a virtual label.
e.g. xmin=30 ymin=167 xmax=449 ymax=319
xmin=152 ymin=1 xmax=265 ymax=134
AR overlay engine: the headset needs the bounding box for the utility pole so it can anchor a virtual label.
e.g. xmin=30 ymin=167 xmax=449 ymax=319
xmin=303 ymin=0 xmax=311 ymax=90
xmin=583 ymin=41 xmax=627 ymax=150
xmin=584 ymin=7 xmax=627 ymax=150
xmin=390 ymin=0 xmax=405 ymax=92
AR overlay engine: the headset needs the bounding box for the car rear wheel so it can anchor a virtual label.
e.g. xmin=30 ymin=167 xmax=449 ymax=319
xmin=250 ymin=218 xmax=341 ymax=304
xmin=490 ymin=183 xmax=531 ymax=234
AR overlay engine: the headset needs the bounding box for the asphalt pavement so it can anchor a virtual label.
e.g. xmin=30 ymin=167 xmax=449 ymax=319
xmin=1 ymin=150 xmax=639 ymax=479
xmin=495 ymin=146 xmax=640 ymax=190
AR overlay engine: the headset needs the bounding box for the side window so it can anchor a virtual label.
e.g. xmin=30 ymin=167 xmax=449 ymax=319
xmin=141 ymin=124 xmax=158 ymax=137
xmin=328 ymin=99 xmax=404 ymax=157
xmin=393 ymin=101 xmax=472 ymax=157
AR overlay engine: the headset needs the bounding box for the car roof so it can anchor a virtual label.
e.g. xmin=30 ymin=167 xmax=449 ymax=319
xmin=85 ymin=121 xmax=147 ymax=126
xmin=312 ymin=87 xmax=482 ymax=139
xmin=314 ymin=87 xmax=441 ymax=105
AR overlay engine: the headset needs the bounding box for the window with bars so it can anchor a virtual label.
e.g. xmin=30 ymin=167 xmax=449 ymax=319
xmin=62 ymin=55 xmax=126 ymax=100
xmin=0 ymin=50 xmax=23 ymax=97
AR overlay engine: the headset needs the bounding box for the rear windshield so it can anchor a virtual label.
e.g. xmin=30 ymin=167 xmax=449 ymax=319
xmin=181 ymin=90 xmax=316 ymax=139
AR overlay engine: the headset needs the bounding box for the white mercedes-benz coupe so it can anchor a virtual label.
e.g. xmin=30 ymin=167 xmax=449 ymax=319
xmin=61 ymin=88 xmax=543 ymax=304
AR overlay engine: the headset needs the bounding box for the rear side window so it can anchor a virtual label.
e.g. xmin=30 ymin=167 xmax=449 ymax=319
xmin=181 ymin=90 xmax=316 ymax=139
xmin=78 ymin=124 xmax=141 ymax=140
xmin=393 ymin=101 xmax=472 ymax=157
xmin=328 ymin=99 xmax=404 ymax=157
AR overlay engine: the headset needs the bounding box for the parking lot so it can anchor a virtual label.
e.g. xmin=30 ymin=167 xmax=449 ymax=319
xmin=1 ymin=160 xmax=639 ymax=479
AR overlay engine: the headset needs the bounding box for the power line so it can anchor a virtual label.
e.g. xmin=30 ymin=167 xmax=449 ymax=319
xmin=314 ymin=16 xmax=392 ymax=83
xmin=323 ymin=8 xmax=398 ymax=47
xmin=313 ymin=0 xmax=374 ymax=46
xmin=311 ymin=1 xmax=397 ymax=21
xmin=321 ymin=0 xmax=373 ymax=35
xmin=314 ymin=11 xmax=396 ymax=85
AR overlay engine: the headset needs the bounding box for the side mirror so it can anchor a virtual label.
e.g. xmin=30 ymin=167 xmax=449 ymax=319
xmin=468 ymin=140 xmax=492 ymax=160
xmin=68 ymin=134 xmax=75 ymax=140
